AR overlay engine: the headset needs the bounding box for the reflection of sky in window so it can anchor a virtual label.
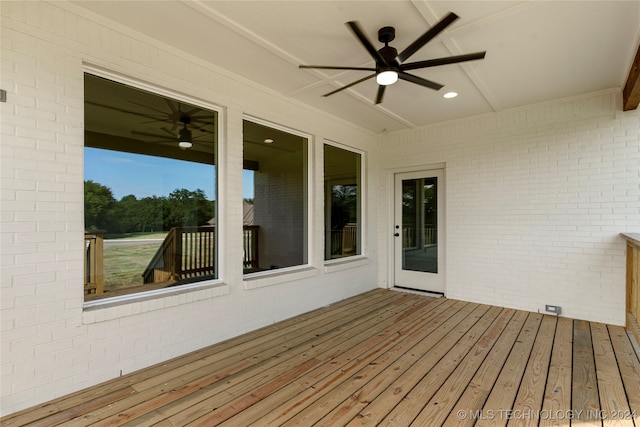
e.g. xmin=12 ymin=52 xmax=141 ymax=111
xmin=84 ymin=148 xmax=217 ymax=200
xmin=85 ymin=148 xmax=255 ymax=200
xmin=242 ymin=170 xmax=254 ymax=200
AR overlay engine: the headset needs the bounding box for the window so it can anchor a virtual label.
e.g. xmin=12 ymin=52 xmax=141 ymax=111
xmin=324 ymin=143 xmax=362 ymax=260
xmin=83 ymin=73 xmax=218 ymax=301
xmin=242 ymin=118 xmax=309 ymax=273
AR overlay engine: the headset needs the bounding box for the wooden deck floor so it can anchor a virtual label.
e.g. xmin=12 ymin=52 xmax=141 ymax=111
xmin=2 ymin=289 xmax=640 ymax=426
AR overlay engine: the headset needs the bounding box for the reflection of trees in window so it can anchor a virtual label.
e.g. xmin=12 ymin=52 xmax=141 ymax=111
xmin=324 ymin=144 xmax=362 ymax=260
xmin=331 ymin=185 xmax=357 ymax=230
xmin=84 ymin=180 xmax=115 ymax=230
xmin=164 ymin=188 xmax=215 ymax=229
xmin=423 ymin=180 xmax=437 ymax=229
xmin=402 ymin=182 xmax=416 ymax=222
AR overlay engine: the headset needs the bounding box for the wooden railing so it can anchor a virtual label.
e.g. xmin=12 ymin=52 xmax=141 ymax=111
xmin=243 ymin=225 xmax=259 ymax=271
xmin=84 ymin=231 xmax=104 ymax=295
xmin=622 ymin=233 xmax=640 ymax=344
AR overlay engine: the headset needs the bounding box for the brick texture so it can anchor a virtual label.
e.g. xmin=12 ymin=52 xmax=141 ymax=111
xmin=378 ymin=93 xmax=639 ymax=326
xmin=0 ymin=2 xmax=377 ymax=416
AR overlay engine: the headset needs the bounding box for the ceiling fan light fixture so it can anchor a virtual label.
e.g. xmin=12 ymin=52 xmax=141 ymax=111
xmin=376 ymin=69 xmax=398 ymax=86
xmin=443 ymin=91 xmax=458 ymax=99
xmin=178 ymin=125 xmax=193 ymax=149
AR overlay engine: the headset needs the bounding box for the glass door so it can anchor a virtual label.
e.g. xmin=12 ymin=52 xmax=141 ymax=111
xmin=394 ymin=169 xmax=444 ymax=293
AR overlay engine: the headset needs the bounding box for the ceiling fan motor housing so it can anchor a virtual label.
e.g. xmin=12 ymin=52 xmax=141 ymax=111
xmin=378 ymin=45 xmax=399 ymax=68
xmin=378 ymin=26 xmax=395 ymax=44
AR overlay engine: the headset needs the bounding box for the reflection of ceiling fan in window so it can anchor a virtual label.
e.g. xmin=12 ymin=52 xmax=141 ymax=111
xmin=130 ymin=99 xmax=215 ymax=149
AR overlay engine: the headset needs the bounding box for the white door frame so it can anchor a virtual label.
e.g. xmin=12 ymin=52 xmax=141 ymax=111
xmin=389 ymin=166 xmax=445 ymax=294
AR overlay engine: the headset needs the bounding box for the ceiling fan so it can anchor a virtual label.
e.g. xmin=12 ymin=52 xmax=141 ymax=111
xmin=132 ymin=117 xmax=212 ymax=150
xmin=129 ymin=99 xmax=215 ymax=149
xmin=131 ymin=99 xmax=214 ymax=131
xmin=299 ymin=12 xmax=486 ymax=104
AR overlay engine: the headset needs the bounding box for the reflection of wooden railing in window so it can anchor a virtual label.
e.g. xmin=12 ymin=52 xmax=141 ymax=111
xmin=342 ymin=223 xmax=357 ymax=255
xmin=84 ymin=231 xmax=104 ymax=295
xmin=142 ymin=225 xmax=260 ymax=283
xmin=402 ymin=227 xmax=436 ymax=249
xmin=424 ymin=227 xmax=436 ymax=245
xmin=143 ymin=227 xmax=178 ymax=285
xmin=143 ymin=226 xmax=216 ymax=285
xmin=243 ymin=225 xmax=259 ymax=271
xmin=330 ymin=223 xmax=357 ymax=257
xmin=402 ymin=227 xmax=416 ymax=248
xmin=331 ymin=230 xmax=341 ymax=255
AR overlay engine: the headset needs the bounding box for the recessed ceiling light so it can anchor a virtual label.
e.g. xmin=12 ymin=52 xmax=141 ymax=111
xmin=264 ymin=138 xmax=274 ymax=144
xmin=443 ymin=92 xmax=458 ymax=99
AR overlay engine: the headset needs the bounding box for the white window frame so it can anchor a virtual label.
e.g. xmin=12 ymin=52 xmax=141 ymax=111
xmin=323 ymin=139 xmax=366 ymax=267
xmin=82 ymin=64 xmax=226 ymax=310
xmin=241 ymin=115 xmax=316 ymax=288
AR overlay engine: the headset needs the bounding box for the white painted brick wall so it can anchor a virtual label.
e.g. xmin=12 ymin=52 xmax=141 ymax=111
xmin=5 ymin=0 xmax=636 ymax=417
xmin=0 ymin=1 xmax=378 ymax=416
xmin=378 ymin=92 xmax=639 ymax=326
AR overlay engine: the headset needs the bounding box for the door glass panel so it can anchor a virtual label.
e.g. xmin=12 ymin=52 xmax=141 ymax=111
xmin=401 ymin=177 xmax=437 ymax=273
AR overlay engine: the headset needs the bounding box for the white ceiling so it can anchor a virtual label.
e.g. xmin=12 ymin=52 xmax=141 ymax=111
xmin=73 ymin=0 xmax=640 ymax=133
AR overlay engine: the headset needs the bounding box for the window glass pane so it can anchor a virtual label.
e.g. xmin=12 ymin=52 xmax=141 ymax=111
xmin=324 ymin=144 xmax=361 ymax=260
xmin=242 ymin=119 xmax=308 ymax=273
xmin=401 ymin=177 xmax=437 ymax=273
xmin=84 ymin=73 xmax=217 ymax=301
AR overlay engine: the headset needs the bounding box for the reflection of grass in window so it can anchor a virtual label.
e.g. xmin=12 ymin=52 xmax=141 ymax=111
xmin=104 ymin=232 xmax=168 ymax=240
xmin=103 ymin=244 xmax=159 ymax=290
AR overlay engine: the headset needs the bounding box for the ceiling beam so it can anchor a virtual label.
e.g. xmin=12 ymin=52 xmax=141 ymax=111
xmin=623 ymin=42 xmax=640 ymax=111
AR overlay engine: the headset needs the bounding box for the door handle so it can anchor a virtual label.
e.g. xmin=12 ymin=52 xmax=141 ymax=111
xmin=394 ymin=233 xmax=400 ymax=237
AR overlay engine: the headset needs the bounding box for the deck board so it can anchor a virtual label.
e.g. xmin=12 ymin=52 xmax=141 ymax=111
xmin=339 ymin=302 xmax=481 ymax=427
xmin=474 ymin=312 xmax=543 ymax=427
xmin=410 ymin=308 xmax=516 ymax=426
xmin=539 ymin=317 xmax=573 ymax=427
xmin=125 ymin=292 xmax=417 ymax=426
xmin=2 ymin=289 xmax=639 ymax=427
xmin=608 ymin=325 xmax=640 ymax=417
xmin=442 ymin=309 xmax=528 ymax=427
xmin=380 ymin=305 xmax=501 ymax=426
xmin=507 ymin=315 xmax=556 ymax=427
xmin=590 ymin=323 xmax=635 ymax=427
xmin=573 ymin=319 xmax=602 ymax=427
xmin=218 ymin=296 xmax=450 ymax=427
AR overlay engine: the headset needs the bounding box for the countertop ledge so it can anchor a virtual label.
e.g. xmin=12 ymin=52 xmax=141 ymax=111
xmin=621 ymin=233 xmax=640 ymax=246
